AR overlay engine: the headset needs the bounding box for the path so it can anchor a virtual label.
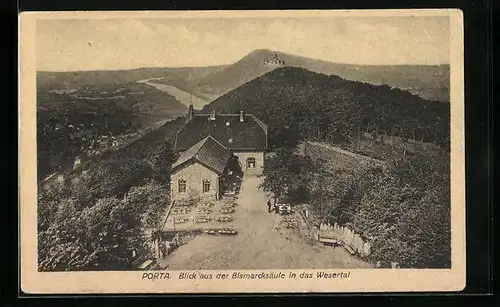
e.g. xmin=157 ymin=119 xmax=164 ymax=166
xmin=163 ymin=175 xmax=370 ymax=270
xmin=307 ymin=141 xmax=385 ymax=165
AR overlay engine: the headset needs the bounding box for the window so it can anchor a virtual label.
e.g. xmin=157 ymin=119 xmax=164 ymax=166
xmin=178 ymin=179 xmax=186 ymax=193
xmin=203 ymin=179 xmax=211 ymax=193
xmin=246 ymin=157 xmax=256 ymax=168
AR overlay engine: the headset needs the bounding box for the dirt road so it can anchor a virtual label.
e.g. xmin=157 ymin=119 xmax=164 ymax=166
xmin=163 ymin=176 xmax=371 ymax=270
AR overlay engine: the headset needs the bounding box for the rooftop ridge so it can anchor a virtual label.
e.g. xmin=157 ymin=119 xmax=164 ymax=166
xmin=206 ymin=134 xmax=228 ymax=150
xmin=172 ymin=134 xmax=232 ymax=175
xmin=250 ymin=114 xmax=268 ymax=132
xmin=172 ymin=135 xmax=211 ymax=169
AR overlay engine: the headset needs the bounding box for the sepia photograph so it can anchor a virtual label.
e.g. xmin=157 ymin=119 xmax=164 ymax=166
xmin=19 ymin=10 xmax=465 ymax=293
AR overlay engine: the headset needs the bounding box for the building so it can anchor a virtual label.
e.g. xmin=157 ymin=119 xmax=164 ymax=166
xmin=170 ymin=106 xmax=268 ymax=201
xmin=171 ymin=135 xmax=232 ymax=201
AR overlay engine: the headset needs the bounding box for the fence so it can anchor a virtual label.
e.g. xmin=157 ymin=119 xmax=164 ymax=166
xmin=315 ymin=222 xmax=372 ymax=258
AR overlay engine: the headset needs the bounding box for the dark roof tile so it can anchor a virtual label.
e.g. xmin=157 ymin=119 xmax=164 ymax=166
xmin=175 ymin=114 xmax=267 ymax=151
xmin=172 ymin=136 xmax=231 ymax=175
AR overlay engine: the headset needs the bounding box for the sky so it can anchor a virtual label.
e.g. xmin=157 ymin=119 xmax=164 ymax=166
xmin=36 ymin=15 xmax=450 ymax=71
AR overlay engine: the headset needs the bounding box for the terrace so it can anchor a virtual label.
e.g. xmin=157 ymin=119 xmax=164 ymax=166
xmin=163 ymin=182 xmax=241 ymax=233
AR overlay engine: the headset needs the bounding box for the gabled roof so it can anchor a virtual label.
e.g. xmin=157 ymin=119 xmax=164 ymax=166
xmin=172 ymin=135 xmax=231 ymax=175
xmin=174 ymin=113 xmax=268 ymax=151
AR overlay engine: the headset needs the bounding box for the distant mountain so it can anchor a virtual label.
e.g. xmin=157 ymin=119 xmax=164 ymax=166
xmin=195 ymin=49 xmax=450 ymax=102
xmin=203 ymin=67 xmax=450 ymax=149
xmin=37 ymin=49 xmax=450 ymax=103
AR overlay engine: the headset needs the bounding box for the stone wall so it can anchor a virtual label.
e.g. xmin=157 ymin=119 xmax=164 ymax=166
xmin=316 ymin=222 xmax=372 ymax=258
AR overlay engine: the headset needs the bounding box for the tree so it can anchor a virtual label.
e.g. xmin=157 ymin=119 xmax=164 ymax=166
xmin=38 ymin=198 xmax=95 ymax=271
xmin=303 ymin=144 xmax=450 ymax=268
xmin=83 ymin=158 xmax=152 ymax=199
xmin=122 ymin=181 xmax=169 ymax=232
xmin=79 ymin=197 xmax=132 ymax=270
xmin=350 ymin=149 xmax=451 ymax=268
xmin=123 ymin=181 xmax=171 ymax=261
xmin=261 ymin=148 xmax=314 ymax=203
xmin=151 ymin=141 xmax=176 ymax=185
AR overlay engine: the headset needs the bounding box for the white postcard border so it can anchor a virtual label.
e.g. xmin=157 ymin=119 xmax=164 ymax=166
xmin=19 ymin=9 xmax=465 ymax=294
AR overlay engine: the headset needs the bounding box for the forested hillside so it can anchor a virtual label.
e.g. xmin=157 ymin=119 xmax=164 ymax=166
xmin=204 ymin=67 xmax=450 ymax=153
xmin=247 ymin=67 xmax=451 ymax=268
xmin=261 ymin=147 xmax=450 ymax=268
xmin=37 ymin=82 xmax=187 ymax=180
xmin=196 ymin=49 xmax=450 ymax=102
xmin=37 ymin=117 xmax=186 ymax=271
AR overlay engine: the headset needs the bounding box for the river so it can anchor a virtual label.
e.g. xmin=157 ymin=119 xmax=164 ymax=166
xmin=137 ymin=79 xmax=209 ymax=110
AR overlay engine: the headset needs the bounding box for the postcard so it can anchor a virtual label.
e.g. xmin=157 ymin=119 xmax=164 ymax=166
xmin=19 ymin=9 xmax=465 ymax=294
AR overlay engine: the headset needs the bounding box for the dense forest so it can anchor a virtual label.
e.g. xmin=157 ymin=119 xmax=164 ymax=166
xmin=37 ymin=82 xmax=187 ymax=180
xmin=204 ymin=67 xmax=450 ymax=155
xmin=261 ymin=146 xmax=450 ymax=268
xmin=37 ymin=118 xmax=185 ymax=271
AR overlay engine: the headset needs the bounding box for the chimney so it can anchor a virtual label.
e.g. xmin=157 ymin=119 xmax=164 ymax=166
xmin=187 ymin=104 xmax=194 ymax=120
xmin=240 ymin=111 xmax=244 ymax=122
xmin=209 ymin=109 xmax=216 ymax=121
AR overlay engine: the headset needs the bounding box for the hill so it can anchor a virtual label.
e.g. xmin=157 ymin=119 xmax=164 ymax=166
xmin=37 ymin=115 xmax=186 ymax=271
xmin=38 ymin=49 xmax=449 ymax=103
xmin=203 ymin=67 xmax=450 ymax=150
xmin=194 ymin=49 xmax=450 ymax=102
xmin=37 ymin=82 xmax=188 ymax=180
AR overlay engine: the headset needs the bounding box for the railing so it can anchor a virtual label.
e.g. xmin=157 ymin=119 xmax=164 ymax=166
xmin=316 ymin=222 xmax=372 ymax=257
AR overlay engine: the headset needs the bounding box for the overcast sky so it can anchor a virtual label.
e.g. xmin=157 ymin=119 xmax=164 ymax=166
xmin=36 ymin=16 xmax=450 ymax=71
